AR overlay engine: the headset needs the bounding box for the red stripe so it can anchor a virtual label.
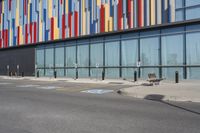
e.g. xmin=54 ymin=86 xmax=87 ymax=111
xmin=0 ymin=39 xmax=1 ymax=48
xmin=2 ymin=30 xmax=4 ymax=47
xmin=30 ymin=23 xmax=33 ymax=43
xmin=17 ymin=26 xmax=20 ymax=45
xmin=5 ymin=30 xmax=8 ymax=48
xmin=74 ymin=11 xmax=78 ymax=37
xmin=9 ymin=0 xmax=11 ymax=11
xmin=34 ymin=22 xmax=37 ymax=43
xmin=62 ymin=15 xmax=65 ymax=39
xmin=68 ymin=12 xmax=72 ymax=37
xmin=100 ymin=5 xmax=105 ymax=32
xmin=25 ymin=24 xmax=28 ymax=44
xmin=51 ymin=17 xmax=54 ymax=40
xmin=138 ymin=0 xmax=143 ymax=27
xmin=0 ymin=31 xmax=1 ymax=48
xmin=118 ymin=0 xmax=123 ymax=30
xmin=127 ymin=0 xmax=132 ymax=28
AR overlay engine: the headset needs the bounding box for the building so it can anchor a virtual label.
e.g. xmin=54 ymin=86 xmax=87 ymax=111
xmin=0 ymin=0 xmax=200 ymax=80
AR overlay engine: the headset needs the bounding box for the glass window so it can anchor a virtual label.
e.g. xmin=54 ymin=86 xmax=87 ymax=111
xmin=105 ymin=41 xmax=120 ymax=66
xmin=45 ymin=48 xmax=54 ymax=68
xmin=45 ymin=69 xmax=54 ymax=77
xmin=78 ymin=68 xmax=89 ymax=78
xmin=55 ymin=69 xmax=65 ymax=77
xmin=187 ymin=67 xmax=200 ymax=79
xmin=122 ymin=68 xmax=138 ymax=79
xmin=36 ymin=49 xmax=44 ymax=68
xmin=90 ymin=43 xmax=103 ymax=67
xmin=66 ymin=69 xmax=76 ymax=78
xmin=186 ymin=32 xmax=200 ymax=65
xmin=36 ymin=69 xmax=44 ymax=77
xmin=55 ymin=47 xmax=64 ymax=67
xmin=186 ymin=7 xmax=200 ymax=20
xmin=175 ymin=10 xmax=184 ymax=21
xmin=162 ymin=34 xmax=184 ymax=65
xmin=140 ymin=37 xmax=159 ymax=66
xmin=66 ymin=46 xmax=76 ymax=67
xmin=90 ymin=68 xmax=103 ymax=78
xmin=105 ymin=68 xmax=120 ymax=79
xmin=162 ymin=67 xmax=184 ymax=80
xmin=176 ymin=0 xmax=184 ymax=9
xmin=162 ymin=27 xmax=184 ymax=34
xmin=77 ymin=45 xmax=89 ymax=67
xmin=121 ymin=39 xmax=138 ymax=66
xmin=186 ymin=0 xmax=200 ymax=7
xmin=140 ymin=68 xmax=159 ymax=79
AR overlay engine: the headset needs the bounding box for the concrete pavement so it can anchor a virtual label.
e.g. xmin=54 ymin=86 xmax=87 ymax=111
xmin=119 ymin=80 xmax=200 ymax=103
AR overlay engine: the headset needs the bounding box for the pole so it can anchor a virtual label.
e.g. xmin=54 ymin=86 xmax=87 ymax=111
xmin=175 ymin=71 xmax=179 ymax=83
xmin=134 ymin=71 xmax=137 ymax=82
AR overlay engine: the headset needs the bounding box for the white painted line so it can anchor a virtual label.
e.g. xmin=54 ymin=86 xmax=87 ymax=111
xmin=0 ymin=83 xmax=12 ymax=85
xmin=17 ymin=85 xmax=40 ymax=88
xmin=36 ymin=86 xmax=61 ymax=90
xmin=81 ymin=89 xmax=114 ymax=94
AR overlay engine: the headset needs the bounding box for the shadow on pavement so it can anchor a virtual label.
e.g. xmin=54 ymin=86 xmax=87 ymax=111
xmin=144 ymin=94 xmax=200 ymax=116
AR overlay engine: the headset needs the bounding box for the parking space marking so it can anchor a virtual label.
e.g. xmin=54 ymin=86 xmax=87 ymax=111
xmin=36 ymin=86 xmax=61 ymax=90
xmin=81 ymin=89 xmax=114 ymax=94
xmin=17 ymin=85 xmax=40 ymax=88
xmin=0 ymin=83 xmax=12 ymax=85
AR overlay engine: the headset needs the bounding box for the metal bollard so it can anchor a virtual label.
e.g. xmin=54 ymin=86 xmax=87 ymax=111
xmin=54 ymin=71 xmax=57 ymax=79
xmin=9 ymin=71 xmax=11 ymax=77
xmin=134 ymin=71 xmax=137 ymax=82
xmin=102 ymin=71 xmax=105 ymax=80
xmin=37 ymin=71 xmax=39 ymax=78
xmin=76 ymin=69 xmax=78 ymax=79
xmin=22 ymin=72 xmax=24 ymax=77
xmin=175 ymin=71 xmax=179 ymax=83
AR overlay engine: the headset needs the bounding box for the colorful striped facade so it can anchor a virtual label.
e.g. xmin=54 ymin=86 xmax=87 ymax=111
xmin=0 ymin=0 xmax=175 ymax=48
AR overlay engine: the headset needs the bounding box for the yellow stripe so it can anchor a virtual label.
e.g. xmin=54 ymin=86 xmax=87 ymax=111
xmin=54 ymin=17 xmax=59 ymax=39
xmin=27 ymin=1 xmax=30 ymax=24
xmin=20 ymin=26 xmax=23 ymax=44
xmin=39 ymin=21 xmax=42 ymax=41
xmin=10 ymin=29 xmax=12 ymax=46
xmin=66 ymin=0 xmax=68 ymax=14
xmin=105 ymin=4 xmax=109 ymax=32
xmin=82 ymin=0 xmax=86 ymax=35
xmin=150 ymin=0 xmax=155 ymax=25
xmin=97 ymin=0 xmax=101 ymax=7
xmin=109 ymin=17 xmax=113 ymax=31
xmin=2 ymin=1 xmax=4 ymax=13
xmin=16 ymin=0 xmax=19 ymax=26
xmin=48 ymin=0 xmax=52 ymax=18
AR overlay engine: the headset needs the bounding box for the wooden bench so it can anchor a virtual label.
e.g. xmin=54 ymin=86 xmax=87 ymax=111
xmin=147 ymin=73 xmax=164 ymax=85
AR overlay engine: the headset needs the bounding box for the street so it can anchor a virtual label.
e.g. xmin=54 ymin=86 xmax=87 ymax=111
xmin=0 ymin=78 xmax=200 ymax=133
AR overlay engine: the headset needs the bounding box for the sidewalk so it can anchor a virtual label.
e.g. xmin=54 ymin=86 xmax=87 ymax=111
xmin=119 ymin=80 xmax=200 ymax=103
xmin=0 ymin=76 xmax=136 ymax=85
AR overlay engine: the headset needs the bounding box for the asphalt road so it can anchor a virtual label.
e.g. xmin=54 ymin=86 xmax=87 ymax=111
xmin=0 ymin=78 xmax=200 ymax=133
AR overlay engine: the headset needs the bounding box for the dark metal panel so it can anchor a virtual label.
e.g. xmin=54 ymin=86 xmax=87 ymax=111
xmin=0 ymin=47 xmax=35 ymax=76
